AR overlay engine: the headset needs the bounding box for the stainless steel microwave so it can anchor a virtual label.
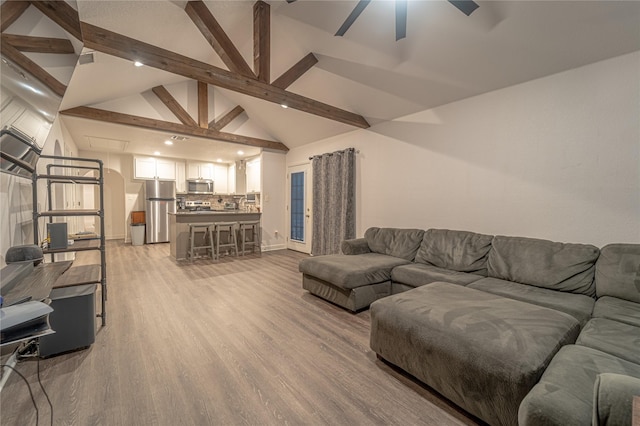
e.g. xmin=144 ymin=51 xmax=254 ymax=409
xmin=187 ymin=179 xmax=214 ymax=194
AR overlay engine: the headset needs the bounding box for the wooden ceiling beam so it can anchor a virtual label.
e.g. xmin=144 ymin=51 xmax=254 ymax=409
xmin=30 ymin=1 xmax=82 ymax=41
xmin=211 ymin=53 xmax=318 ymax=131
xmin=272 ymin=53 xmax=318 ymax=89
xmin=185 ymin=1 xmax=255 ymax=78
xmin=211 ymin=106 xmax=245 ymax=131
xmin=2 ymin=34 xmax=75 ymax=54
xmin=1 ymin=1 xmax=30 ymax=33
xmin=253 ymin=0 xmax=270 ymax=83
xmin=197 ymin=81 xmax=208 ymax=129
xmin=0 ymin=37 xmax=66 ymax=97
xmin=60 ymin=106 xmax=289 ymax=152
xmin=152 ymin=85 xmax=198 ymax=127
xmin=81 ymin=22 xmax=370 ymax=129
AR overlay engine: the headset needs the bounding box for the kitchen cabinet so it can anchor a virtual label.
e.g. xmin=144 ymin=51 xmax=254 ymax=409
xmin=213 ymin=164 xmax=228 ymax=194
xmin=246 ymin=158 xmax=261 ymax=193
xmin=227 ymin=163 xmax=236 ymax=194
xmin=186 ymin=162 xmax=214 ymax=180
xmin=175 ymin=162 xmax=186 ymax=193
xmin=134 ymin=156 xmax=176 ymax=180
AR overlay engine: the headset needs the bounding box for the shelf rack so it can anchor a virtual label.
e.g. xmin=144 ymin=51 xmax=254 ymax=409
xmin=32 ymin=154 xmax=107 ymax=326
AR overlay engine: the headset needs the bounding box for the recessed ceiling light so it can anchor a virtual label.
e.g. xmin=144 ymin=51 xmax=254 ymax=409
xmin=153 ymin=151 xmax=160 ymax=155
xmin=281 ymin=104 xmax=288 ymax=109
xmin=164 ymin=140 xmax=173 ymax=145
xmin=237 ymin=150 xmax=244 ymax=155
xmin=217 ymin=158 xmax=223 ymax=163
xmin=134 ymin=61 xmax=144 ymax=67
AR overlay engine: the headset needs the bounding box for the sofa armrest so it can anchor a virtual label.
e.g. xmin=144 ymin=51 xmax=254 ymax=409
xmin=341 ymin=238 xmax=371 ymax=255
xmin=593 ymin=373 xmax=640 ymax=426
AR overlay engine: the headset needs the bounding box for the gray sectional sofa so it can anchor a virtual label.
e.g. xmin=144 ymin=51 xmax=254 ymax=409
xmin=298 ymin=228 xmax=640 ymax=426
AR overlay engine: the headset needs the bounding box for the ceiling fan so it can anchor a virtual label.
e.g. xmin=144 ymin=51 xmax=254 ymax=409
xmin=286 ymin=0 xmax=480 ymax=41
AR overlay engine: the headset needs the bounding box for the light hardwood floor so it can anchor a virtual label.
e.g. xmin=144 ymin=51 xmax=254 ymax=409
xmin=1 ymin=241 xmax=480 ymax=425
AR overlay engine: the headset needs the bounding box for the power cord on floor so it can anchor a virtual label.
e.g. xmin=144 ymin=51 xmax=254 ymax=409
xmin=1 ymin=364 xmax=39 ymax=426
xmin=37 ymin=356 xmax=54 ymax=425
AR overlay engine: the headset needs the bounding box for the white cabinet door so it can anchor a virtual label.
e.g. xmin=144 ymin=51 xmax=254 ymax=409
xmin=155 ymin=159 xmax=176 ymax=180
xmin=213 ymin=164 xmax=228 ymax=194
xmin=227 ymin=164 xmax=236 ymax=194
xmin=199 ymin=163 xmax=214 ymax=180
xmin=246 ymin=159 xmax=261 ymax=193
xmin=175 ymin=162 xmax=186 ymax=193
xmin=186 ymin=162 xmax=213 ymax=180
xmin=134 ymin=157 xmax=157 ymax=179
xmin=186 ymin=163 xmax=200 ymax=180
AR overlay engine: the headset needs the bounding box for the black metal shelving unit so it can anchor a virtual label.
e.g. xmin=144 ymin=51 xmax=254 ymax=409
xmin=32 ymin=155 xmax=107 ymax=326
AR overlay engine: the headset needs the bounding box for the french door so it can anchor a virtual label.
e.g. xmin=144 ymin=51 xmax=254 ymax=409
xmin=287 ymin=164 xmax=311 ymax=253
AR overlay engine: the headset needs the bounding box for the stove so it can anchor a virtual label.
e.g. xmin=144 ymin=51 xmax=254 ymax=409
xmin=185 ymin=200 xmax=211 ymax=211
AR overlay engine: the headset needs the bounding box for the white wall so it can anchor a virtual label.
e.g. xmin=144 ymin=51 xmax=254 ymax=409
xmin=260 ymin=151 xmax=287 ymax=251
xmin=286 ymin=51 xmax=640 ymax=247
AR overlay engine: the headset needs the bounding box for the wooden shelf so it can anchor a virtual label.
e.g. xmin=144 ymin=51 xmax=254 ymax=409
xmin=43 ymin=238 xmax=101 ymax=255
xmin=52 ymin=264 xmax=101 ymax=289
xmin=0 ymin=261 xmax=72 ymax=305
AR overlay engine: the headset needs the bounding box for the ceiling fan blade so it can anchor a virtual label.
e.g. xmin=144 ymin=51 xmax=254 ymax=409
xmin=448 ymin=0 xmax=479 ymax=16
xmin=396 ymin=0 xmax=407 ymax=41
xmin=286 ymin=0 xmax=297 ymax=3
xmin=335 ymin=0 xmax=372 ymax=37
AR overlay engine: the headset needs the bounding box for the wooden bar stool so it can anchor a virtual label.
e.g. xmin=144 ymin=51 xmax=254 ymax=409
xmin=213 ymin=221 xmax=238 ymax=260
xmin=238 ymin=220 xmax=261 ymax=256
xmin=187 ymin=223 xmax=214 ymax=261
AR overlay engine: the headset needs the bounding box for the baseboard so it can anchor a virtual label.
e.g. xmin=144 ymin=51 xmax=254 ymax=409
xmin=262 ymin=243 xmax=287 ymax=252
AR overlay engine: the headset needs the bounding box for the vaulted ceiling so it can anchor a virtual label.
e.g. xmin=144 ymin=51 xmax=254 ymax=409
xmin=3 ymin=0 xmax=640 ymax=163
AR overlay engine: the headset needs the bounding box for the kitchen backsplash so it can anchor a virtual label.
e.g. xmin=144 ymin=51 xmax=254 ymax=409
xmin=179 ymin=193 xmax=261 ymax=210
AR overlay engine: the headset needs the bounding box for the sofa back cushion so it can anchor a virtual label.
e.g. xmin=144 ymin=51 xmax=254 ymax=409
xmin=414 ymin=229 xmax=493 ymax=275
xmin=595 ymin=243 xmax=640 ymax=303
xmin=364 ymin=227 xmax=425 ymax=261
xmin=487 ymin=235 xmax=599 ymax=296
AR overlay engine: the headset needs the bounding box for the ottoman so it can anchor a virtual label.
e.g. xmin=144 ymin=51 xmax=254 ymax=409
xmin=370 ymin=282 xmax=581 ymax=426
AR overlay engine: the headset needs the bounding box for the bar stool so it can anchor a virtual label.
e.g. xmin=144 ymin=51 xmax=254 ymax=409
xmin=238 ymin=220 xmax=261 ymax=256
xmin=213 ymin=221 xmax=238 ymax=260
xmin=187 ymin=223 xmax=214 ymax=261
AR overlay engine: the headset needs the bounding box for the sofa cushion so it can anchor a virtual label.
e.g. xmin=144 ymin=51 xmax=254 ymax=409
xmin=595 ymin=243 xmax=640 ymax=304
xmin=576 ymin=318 xmax=640 ymax=365
xmin=414 ymin=229 xmax=493 ymax=275
xmin=518 ymin=345 xmax=640 ymax=426
xmin=364 ymin=227 xmax=425 ymax=261
xmin=391 ymin=263 xmax=484 ymax=288
xmin=469 ymin=277 xmax=595 ymax=326
xmin=593 ymin=373 xmax=640 ymax=426
xmin=487 ymin=235 xmax=599 ymax=296
xmin=298 ymin=253 xmax=410 ymax=290
xmin=592 ymin=296 xmax=640 ymax=327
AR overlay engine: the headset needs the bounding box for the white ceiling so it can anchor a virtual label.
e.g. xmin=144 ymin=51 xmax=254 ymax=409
xmin=5 ymin=0 xmax=640 ymax=162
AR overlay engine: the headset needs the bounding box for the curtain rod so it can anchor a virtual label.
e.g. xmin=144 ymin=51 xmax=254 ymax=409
xmin=309 ymin=148 xmax=358 ymax=160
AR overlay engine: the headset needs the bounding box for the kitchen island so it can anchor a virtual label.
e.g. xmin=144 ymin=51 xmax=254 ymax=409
xmin=169 ymin=211 xmax=262 ymax=260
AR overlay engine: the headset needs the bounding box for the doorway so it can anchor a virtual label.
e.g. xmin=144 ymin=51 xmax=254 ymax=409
xmin=287 ymin=164 xmax=311 ymax=253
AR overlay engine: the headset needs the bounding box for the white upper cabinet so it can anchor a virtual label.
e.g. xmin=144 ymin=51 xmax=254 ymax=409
xmin=245 ymin=158 xmax=261 ymax=193
xmin=186 ymin=162 xmax=214 ymax=180
xmin=175 ymin=162 xmax=186 ymax=193
xmin=227 ymin=163 xmax=236 ymax=194
xmin=213 ymin=164 xmax=228 ymax=194
xmin=134 ymin=157 xmax=176 ymax=180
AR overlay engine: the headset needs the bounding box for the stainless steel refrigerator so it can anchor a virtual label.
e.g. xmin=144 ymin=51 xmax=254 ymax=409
xmin=145 ymin=180 xmax=176 ymax=243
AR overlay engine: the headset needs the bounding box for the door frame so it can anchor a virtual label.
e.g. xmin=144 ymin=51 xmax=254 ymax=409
xmin=286 ymin=163 xmax=312 ymax=254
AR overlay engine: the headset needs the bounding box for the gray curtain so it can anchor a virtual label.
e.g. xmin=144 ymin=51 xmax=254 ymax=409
xmin=311 ymin=148 xmax=356 ymax=255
